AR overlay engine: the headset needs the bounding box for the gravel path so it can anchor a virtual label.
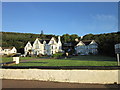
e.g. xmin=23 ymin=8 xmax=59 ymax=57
xmin=2 ymin=79 xmax=119 ymax=88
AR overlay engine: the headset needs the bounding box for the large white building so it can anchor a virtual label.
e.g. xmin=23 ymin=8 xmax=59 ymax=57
xmin=24 ymin=36 xmax=62 ymax=56
xmin=75 ymin=40 xmax=98 ymax=55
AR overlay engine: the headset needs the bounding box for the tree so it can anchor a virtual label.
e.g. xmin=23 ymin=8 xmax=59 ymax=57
xmin=83 ymin=34 xmax=94 ymax=40
xmin=70 ymin=34 xmax=79 ymax=42
xmin=62 ymin=34 xmax=71 ymax=43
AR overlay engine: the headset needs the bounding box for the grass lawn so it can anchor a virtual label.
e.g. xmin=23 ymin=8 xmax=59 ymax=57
xmin=0 ymin=57 xmax=39 ymax=63
xmin=11 ymin=55 xmax=118 ymax=66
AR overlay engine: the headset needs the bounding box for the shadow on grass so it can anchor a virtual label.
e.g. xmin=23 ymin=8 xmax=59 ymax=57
xmin=66 ymin=59 xmax=116 ymax=62
xmin=21 ymin=62 xmax=48 ymax=64
xmin=62 ymin=55 xmax=117 ymax=61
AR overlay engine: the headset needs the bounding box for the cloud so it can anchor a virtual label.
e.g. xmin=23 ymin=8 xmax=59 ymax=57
xmin=93 ymin=14 xmax=117 ymax=22
xmin=90 ymin=14 xmax=118 ymax=32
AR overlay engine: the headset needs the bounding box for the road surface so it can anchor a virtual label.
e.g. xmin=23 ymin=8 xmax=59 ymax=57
xmin=1 ymin=79 xmax=119 ymax=88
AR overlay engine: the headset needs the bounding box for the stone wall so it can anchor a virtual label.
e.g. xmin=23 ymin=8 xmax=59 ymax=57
xmin=0 ymin=69 xmax=119 ymax=84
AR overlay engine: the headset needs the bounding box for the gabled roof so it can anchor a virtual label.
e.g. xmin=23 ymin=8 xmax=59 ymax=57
xmin=76 ymin=41 xmax=85 ymax=46
xmin=34 ymin=38 xmax=51 ymax=44
xmin=82 ymin=40 xmax=92 ymax=45
xmin=25 ymin=41 xmax=33 ymax=47
xmin=76 ymin=40 xmax=97 ymax=46
xmin=30 ymin=36 xmax=59 ymax=45
xmin=90 ymin=40 xmax=98 ymax=45
xmin=1 ymin=47 xmax=14 ymax=50
xmin=31 ymin=42 xmax=34 ymax=45
xmin=48 ymin=37 xmax=57 ymax=45
xmin=40 ymin=40 xmax=50 ymax=44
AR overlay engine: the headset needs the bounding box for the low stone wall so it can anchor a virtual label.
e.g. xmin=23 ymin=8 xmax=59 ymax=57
xmin=0 ymin=69 xmax=119 ymax=84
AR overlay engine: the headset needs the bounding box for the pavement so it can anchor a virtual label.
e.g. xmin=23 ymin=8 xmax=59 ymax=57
xmin=1 ymin=79 xmax=119 ymax=88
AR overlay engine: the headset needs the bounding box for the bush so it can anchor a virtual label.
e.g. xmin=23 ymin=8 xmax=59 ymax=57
xmin=52 ymin=52 xmax=63 ymax=59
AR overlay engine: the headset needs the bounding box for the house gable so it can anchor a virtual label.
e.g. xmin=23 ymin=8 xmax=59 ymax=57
xmin=11 ymin=47 xmax=17 ymax=53
xmin=90 ymin=40 xmax=98 ymax=45
xmin=25 ymin=42 xmax=32 ymax=48
xmin=33 ymin=38 xmax=42 ymax=49
xmin=24 ymin=41 xmax=33 ymax=52
xmin=48 ymin=37 xmax=57 ymax=45
xmin=76 ymin=41 xmax=85 ymax=46
xmin=33 ymin=38 xmax=41 ymax=45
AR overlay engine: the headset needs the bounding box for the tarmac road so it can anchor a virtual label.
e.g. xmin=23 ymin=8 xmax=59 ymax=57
xmin=1 ymin=79 xmax=119 ymax=88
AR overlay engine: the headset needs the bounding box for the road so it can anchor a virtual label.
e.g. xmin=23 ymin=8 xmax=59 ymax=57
xmin=1 ymin=79 xmax=119 ymax=88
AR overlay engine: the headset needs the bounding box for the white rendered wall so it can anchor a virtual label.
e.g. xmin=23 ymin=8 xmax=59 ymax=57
xmin=0 ymin=69 xmax=119 ymax=84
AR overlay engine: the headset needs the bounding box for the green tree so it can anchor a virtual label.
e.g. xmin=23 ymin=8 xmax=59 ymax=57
xmin=62 ymin=34 xmax=71 ymax=43
xmin=70 ymin=34 xmax=79 ymax=41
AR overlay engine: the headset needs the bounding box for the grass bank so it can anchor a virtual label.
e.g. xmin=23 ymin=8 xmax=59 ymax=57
xmin=11 ymin=55 xmax=118 ymax=66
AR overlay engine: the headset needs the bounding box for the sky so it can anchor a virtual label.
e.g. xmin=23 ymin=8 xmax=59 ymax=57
xmin=2 ymin=2 xmax=118 ymax=36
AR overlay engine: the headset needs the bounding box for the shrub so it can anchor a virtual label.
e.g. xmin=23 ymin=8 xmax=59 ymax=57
xmin=52 ymin=52 xmax=63 ymax=59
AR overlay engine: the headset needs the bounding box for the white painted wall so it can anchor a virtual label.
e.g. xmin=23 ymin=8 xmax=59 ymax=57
xmin=0 ymin=69 xmax=119 ymax=84
xmin=10 ymin=47 xmax=17 ymax=54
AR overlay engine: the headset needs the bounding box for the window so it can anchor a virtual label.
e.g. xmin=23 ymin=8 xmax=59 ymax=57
xmin=4 ymin=50 xmax=7 ymax=52
xmin=36 ymin=41 xmax=39 ymax=44
xmin=36 ymin=45 xmax=39 ymax=49
xmin=28 ymin=44 xmax=30 ymax=47
xmin=51 ymin=46 xmax=53 ymax=49
xmin=52 ymin=51 xmax=53 ymax=54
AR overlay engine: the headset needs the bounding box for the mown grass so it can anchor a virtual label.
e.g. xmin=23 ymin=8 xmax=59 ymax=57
xmin=0 ymin=57 xmax=39 ymax=63
xmin=12 ymin=55 xmax=118 ymax=66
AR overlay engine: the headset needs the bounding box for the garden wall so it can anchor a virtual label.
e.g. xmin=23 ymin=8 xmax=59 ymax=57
xmin=0 ymin=69 xmax=119 ymax=84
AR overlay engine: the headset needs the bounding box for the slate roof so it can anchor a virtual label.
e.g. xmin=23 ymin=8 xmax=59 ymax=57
xmin=30 ymin=42 xmax=34 ymax=45
xmin=76 ymin=40 xmax=96 ymax=46
xmin=82 ymin=40 xmax=92 ymax=45
xmin=2 ymin=47 xmax=14 ymax=50
xmin=40 ymin=40 xmax=50 ymax=44
xmin=38 ymin=37 xmax=58 ymax=44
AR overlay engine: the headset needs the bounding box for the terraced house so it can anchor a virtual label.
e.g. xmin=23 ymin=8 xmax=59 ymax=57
xmin=75 ymin=40 xmax=98 ymax=55
xmin=24 ymin=36 xmax=62 ymax=56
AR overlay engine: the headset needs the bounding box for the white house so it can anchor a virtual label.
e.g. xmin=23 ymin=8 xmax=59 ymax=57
xmin=0 ymin=47 xmax=17 ymax=55
xmin=75 ymin=40 xmax=98 ymax=55
xmin=24 ymin=36 xmax=62 ymax=56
